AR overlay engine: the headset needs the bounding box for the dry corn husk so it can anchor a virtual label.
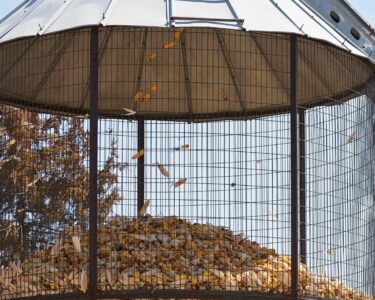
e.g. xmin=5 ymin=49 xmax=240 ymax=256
xmin=219 ymin=88 xmax=228 ymax=101
xmin=143 ymin=93 xmax=152 ymax=102
xmin=163 ymin=40 xmax=176 ymax=49
xmin=122 ymin=108 xmax=136 ymax=116
xmin=172 ymin=178 xmax=187 ymax=188
xmin=132 ymin=149 xmax=144 ymax=160
xmin=133 ymin=90 xmax=143 ymax=101
xmin=150 ymin=84 xmax=157 ymax=91
xmin=347 ymin=132 xmax=355 ymax=143
xmin=72 ymin=236 xmax=81 ymax=253
xmin=153 ymin=163 xmax=169 ymax=177
xmin=146 ymin=52 xmax=156 ymax=62
xmin=79 ymin=270 xmax=88 ymax=293
xmin=174 ymin=28 xmax=184 ymax=39
xmin=0 ymin=216 xmax=373 ymax=300
xmin=139 ymin=200 xmax=150 ymax=216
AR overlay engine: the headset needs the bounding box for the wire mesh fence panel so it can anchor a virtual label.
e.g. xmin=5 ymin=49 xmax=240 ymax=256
xmin=297 ymin=36 xmax=375 ymax=298
xmin=0 ymin=26 xmax=374 ymax=300
xmin=0 ymin=29 xmax=92 ymax=299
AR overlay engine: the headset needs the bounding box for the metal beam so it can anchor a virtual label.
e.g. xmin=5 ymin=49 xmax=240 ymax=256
xmin=290 ymin=34 xmax=299 ymax=300
xmin=299 ymin=108 xmax=307 ymax=265
xmin=179 ymin=31 xmax=193 ymax=120
xmin=132 ymin=28 xmax=148 ymax=111
xmin=249 ymin=32 xmax=290 ymax=99
xmin=297 ymin=48 xmax=334 ymax=95
xmin=30 ymin=34 xmax=74 ymax=100
xmin=137 ymin=118 xmax=145 ymax=217
xmin=300 ymin=0 xmax=375 ymax=62
xmin=170 ymin=16 xmax=244 ymax=24
xmin=80 ymin=28 xmax=113 ymax=109
xmin=0 ymin=37 xmax=38 ymax=83
xmin=89 ymin=26 xmax=99 ymax=300
xmin=215 ymin=29 xmax=246 ymax=112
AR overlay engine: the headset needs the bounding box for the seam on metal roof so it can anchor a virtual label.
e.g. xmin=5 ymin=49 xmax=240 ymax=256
xmin=292 ymin=0 xmax=351 ymax=52
xmin=269 ymin=0 xmax=305 ymax=35
xmin=101 ymin=0 xmax=118 ymax=26
xmin=0 ymin=0 xmax=45 ymax=40
xmin=0 ymin=0 xmax=30 ymax=24
xmin=39 ymin=0 xmax=74 ymax=35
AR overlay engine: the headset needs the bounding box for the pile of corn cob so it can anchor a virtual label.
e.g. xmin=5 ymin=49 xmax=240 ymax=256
xmin=0 ymin=215 xmax=373 ymax=299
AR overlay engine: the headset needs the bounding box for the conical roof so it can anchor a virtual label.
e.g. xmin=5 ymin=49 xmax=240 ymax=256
xmin=0 ymin=0 xmax=373 ymax=120
xmin=0 ymin=0 xmax=369 ymax=54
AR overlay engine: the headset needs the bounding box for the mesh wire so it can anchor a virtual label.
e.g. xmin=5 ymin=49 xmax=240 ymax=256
xmin=0 ymin=27 xmax=374 ymax=300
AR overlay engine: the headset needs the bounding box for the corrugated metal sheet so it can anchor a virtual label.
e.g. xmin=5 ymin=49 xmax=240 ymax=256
xmin=0 ymin=0 xmax=367 ymax=58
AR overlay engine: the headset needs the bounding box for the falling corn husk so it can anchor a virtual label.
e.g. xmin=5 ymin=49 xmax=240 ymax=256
xmin=75 ymin=113 xmax=89 ymax=119
xmin=256 ymin=159 xmax=262 ymax=164
xmin=139 ymin=200 xmax=150 ymax=216
xmin=174 ymin=28 xmax=184 ymax=39
xmin=143 ymin=92 xmax=152 ymax=102
xmin=152 ymin=162 xmax=169 ymax=177
xmin=132 ymin=149 xmax=144 ymax=160
xmin=146 ymin=52 xmax=156 ymax=62
xmin=123 ymin=108 xmax=136 ymax=116
xmin=133 ymin=90 xmax=143 ymax=102
xmin=347 ymin=132 xmax=355 ymax=143
xmin=181 ymin=144 xmax=189 ymax=150
xmin=163 ymin=40 xmax=176 ymax=49
xmin=150 ymin=84 xmax=157 ymax=91
xmin=324 ymin=248 xmax=334 ymax=256
xmin=172 ymin=178 xmax=187 ymax=188
xmin=219 ymin=88 xmax=229 ymax=101
xmin=268 ymin=208 xmax=278 ymax=220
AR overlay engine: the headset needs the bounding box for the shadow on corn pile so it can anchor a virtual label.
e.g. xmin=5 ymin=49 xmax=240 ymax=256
xmin=0 ymin=215 xmax=373 ymax=300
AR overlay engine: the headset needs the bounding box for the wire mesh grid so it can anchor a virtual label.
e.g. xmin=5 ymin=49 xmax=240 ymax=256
xmin=0 ymin=27 xmax=373 ymax=300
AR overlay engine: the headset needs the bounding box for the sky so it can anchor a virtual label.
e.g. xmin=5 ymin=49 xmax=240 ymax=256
xmin=0 ymin=0 xmax=375 ymax=26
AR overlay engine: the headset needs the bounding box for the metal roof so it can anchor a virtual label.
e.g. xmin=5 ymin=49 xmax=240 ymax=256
xmin=0 ymin=0 xmax=374 ymax=119
xmin=0 ymin=0 xmax=371 ymax=59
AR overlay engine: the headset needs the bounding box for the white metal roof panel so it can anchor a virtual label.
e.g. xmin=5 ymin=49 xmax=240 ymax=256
xmin=0 ymin=0 xmax=370 ymax=59
xmin=102 ymin=0 xmax=166 ymax=27
xmin=235 ymin=0 xmax=299 ymax=33
xmin=44 ymin=0 xmax=110 ymax=34
xmin=0 ymin=0 xmax=62 ymax=41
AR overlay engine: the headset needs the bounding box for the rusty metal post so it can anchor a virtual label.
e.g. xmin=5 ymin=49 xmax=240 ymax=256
xmin=137 ymin=118 xmax=145 ymax=216
xmin=290 ymin=34 xmax=299 ymax=300
xmin=89 ymin=26 xmax=99 ymax=300
xmin=299 ymin=108 xmax=306 ymax=265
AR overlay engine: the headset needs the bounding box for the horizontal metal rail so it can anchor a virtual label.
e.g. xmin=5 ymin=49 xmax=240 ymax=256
xmin=299 ymin=0 xmax=375 ymax=62
xmin=170 ymin=16 xmax=244 ymax=24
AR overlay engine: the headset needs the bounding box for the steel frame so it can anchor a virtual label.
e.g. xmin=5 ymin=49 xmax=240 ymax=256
xmin=0 ymin=26 xmax=336 ymax=300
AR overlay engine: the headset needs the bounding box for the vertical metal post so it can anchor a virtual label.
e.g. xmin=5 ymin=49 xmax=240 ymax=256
xmin=137 ymin=118 xmax=145 ymax=216
xmin=89 ymin=26 xmax=99 ymax=300
xmin=290 ymin=34 xmax=299 ymax=300
xmin=299 ymin=108 xmax=306 ymax=265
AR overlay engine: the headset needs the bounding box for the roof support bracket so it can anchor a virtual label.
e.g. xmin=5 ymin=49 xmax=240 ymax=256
xmin=215 ymin=29 xmax=246 ymax=112
xmin=132 ymin=28 xmax=148 ymax=112
xmin=31 ymin=34 xmax=75 ymax=100
xmin=180 ymin=32 xmax=193 ymax=120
